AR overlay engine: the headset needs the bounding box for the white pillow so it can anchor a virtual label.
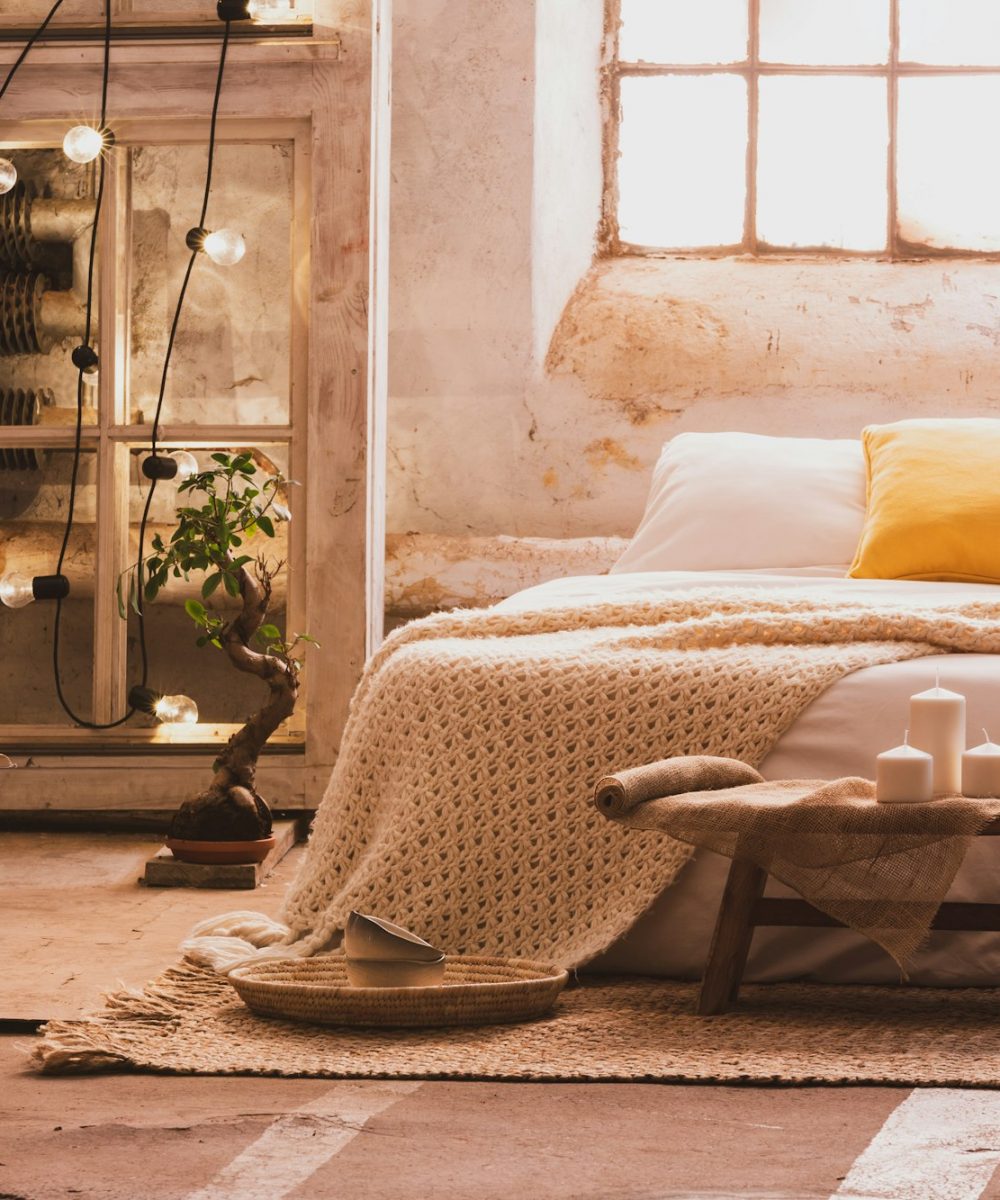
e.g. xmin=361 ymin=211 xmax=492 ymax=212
xmin=611 ymin=432 xmax=866 ymax=574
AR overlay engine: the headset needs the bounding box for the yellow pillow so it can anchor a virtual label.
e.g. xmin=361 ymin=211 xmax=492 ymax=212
xmin=849 ymin=418 xmax=1000 ymax=583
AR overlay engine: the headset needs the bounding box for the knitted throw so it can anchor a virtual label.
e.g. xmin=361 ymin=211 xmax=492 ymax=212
xmin=185 ymin=588 xmax=1000 ymax=972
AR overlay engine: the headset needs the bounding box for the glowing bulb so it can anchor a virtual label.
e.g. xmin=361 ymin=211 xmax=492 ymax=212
xmin=0 ymin=572 xmax=36 ymax=608
xmin=0 ymin=159 xmax=17 ymax=195
xmin=202 ymin=228 xmax=246 ymax=266
xmin=169 ymin=450 xmax=199 ymax=482
xmin=249 ymin=0 xmax=297 ymax=21
xmin=63 ymin=125 xmax=106 ymax=165
xmin=153 ymin=694 xmax=199 ymax=725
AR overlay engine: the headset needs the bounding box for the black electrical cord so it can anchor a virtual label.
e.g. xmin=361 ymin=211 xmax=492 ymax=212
xmin=132 ymin=18 xmax=232 ymax=702
xmin=0 ymin=0 xmax=67 ymax=105
xmin=40 ymin=10 xmax=232 ymax=729
xmin=51 ymin=0 xmax=125 ymax=728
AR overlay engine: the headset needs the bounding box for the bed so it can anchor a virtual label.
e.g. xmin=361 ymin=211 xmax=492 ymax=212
xmin=499 ymin=568 xmax=1000 ymax=985
xmin=190 ymin=422 xmax=1000 ymax=985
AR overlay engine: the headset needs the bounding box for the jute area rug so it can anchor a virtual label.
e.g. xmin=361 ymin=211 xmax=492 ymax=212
xmin=32 ymin=964 xmax=1000 ymax=1087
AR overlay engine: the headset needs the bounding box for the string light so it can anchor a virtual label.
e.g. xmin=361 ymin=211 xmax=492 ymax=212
xmin=128 ymin=685 xmax=199 ymax=725
xmin=141 ymin=450 xmax=199 ymax=483
xmin=0 ymin=6 xmax=239 ymax=735
xmin=217 ymin=0 xmax=254 ymax=18
xmin=185 ymin=225 xmax=246 ymax=266
xmin=71 ymin=344 xmax=99 ymax=375
xmin=0 ymin=573 xmax=70 ymax=609
xmin=63 ymin=125 xmax=113 ymax=165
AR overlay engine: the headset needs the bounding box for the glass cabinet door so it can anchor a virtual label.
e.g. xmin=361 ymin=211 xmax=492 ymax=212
xmin=0 ymin=125 xmax=305 ymax=744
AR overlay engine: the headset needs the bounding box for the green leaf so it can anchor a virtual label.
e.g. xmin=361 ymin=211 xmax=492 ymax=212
xmin=257 ymin=514 xmax=275 ymax=538
xmin=184 ymin=598 xmax=207 ymax=623
xmin=295 ymin=633 xmax=320 ymax=645
xmin=211 ymin=452 xmax=230 ymax=465
xmin=201 ymin=572 xmax=222 ymax=599
xmin=223 ymin=571 xmax=241 ymax=598
xmin=259 ymin=623 xmax=281 ymax=641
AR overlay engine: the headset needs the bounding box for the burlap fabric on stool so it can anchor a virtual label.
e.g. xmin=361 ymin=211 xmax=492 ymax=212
xmin=596 ymin=755 xmax=1000 ymax=969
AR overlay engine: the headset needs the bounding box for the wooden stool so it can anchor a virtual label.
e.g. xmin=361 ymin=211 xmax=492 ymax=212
xmin=699 ymin=816 xmax=1000 ymax=1015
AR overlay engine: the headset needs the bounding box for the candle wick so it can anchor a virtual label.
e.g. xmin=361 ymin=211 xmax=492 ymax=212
xmin=985 ymin=728 xmax=992 ymax=746
xmin=934 ymin=664 xmax=940 ymax=693
xmin=904 ymin=729 xmax=909 ymax=747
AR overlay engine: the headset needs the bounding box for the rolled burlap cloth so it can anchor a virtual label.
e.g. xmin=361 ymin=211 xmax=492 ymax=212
xmin=594 ymin=755 xmax=764 ymax=818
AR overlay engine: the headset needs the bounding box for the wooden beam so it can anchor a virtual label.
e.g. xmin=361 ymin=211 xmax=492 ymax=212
xmin=0 ymin=760 xmax=327 ymax=810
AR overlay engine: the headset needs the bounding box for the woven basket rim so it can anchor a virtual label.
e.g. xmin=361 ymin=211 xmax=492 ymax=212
xmin=229 ymin=954 xmax=569 ymax=997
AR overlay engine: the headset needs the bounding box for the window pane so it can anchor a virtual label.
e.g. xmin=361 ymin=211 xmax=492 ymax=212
xmin=0 ymin=449 xmax=95 ymax=724
xmin=128 ymin=142 xmax=293 ymax=426
xmin=618 ymin=75 xmax=747 ymax=248
xmin=619 ymin=0 xmax=748 ymax=64
xmin=0 ymin=149 xmax=100 ymax=419
xmin=899 ymin=0 xmax=1000 ymax=65
xmin=759 ymin=0 xmax=889 ymax=65
xmin=757 ymin=76 xmax=887 ymax=251
xmin=129 ymin=444 xmax=294 ymax=725
xmin=898 ymin=77 xmax=1000 ymax=250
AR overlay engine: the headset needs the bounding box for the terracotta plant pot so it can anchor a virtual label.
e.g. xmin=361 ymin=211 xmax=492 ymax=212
xmin=165 ymin=836 xmax=276 ymax=865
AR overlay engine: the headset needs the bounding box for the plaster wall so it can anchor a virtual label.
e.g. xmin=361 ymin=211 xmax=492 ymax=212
xmin=387 ymin=0 xmax=1000 ymax=586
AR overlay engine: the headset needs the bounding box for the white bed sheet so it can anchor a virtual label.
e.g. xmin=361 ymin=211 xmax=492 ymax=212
xmin=497 ymin=570 xmax=1000 ymax=984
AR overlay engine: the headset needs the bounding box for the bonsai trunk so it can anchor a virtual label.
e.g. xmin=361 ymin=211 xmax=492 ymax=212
xmin=168 ymin=563 xmax=298 ymax=841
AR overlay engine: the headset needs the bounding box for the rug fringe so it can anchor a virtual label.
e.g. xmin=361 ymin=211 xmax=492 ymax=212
xmin=31 ymin=962 xmax=228 ymax=1075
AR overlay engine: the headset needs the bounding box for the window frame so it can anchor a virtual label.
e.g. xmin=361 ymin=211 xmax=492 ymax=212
xmin=603 ymin=0 xmax=1000 ymax=260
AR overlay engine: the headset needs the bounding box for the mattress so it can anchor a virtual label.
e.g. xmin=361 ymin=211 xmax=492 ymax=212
xmin=497 ymin=570 xmax=1000 ymax=985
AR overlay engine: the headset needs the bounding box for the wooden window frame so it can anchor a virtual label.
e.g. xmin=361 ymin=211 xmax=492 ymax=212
xmin=0 ymin=19 xmax=389 ymax=815
xmin=603 ymin=0 xmax=1000 ymax=260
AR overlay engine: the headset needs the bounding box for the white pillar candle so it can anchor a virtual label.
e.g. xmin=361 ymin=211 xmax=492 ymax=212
xmin=876 ymin=733 xmax=934 ymax=804
xmin=962 ymin=730 xmax=1000 ymax=799
xmin=909 ymin=681 xmax=965 ymax=795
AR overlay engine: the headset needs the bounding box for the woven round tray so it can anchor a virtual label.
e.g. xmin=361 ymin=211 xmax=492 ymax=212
xmin=228 ymin=955 xmax=569 ymax=1028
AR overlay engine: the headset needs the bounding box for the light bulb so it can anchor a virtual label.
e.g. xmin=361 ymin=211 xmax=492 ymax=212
xmin=153 ymin=694 xmax=199 ymax=725
xmin=169 ymin=450 xmax=199 ymax=482
xmin=0 ymin=572 xmax=36 ymax=609
xmin=250 ymin=0 xmax=297 ymax=20
xmin=202 ymin=228 xmax=246 ymax=266
xmin=63 ymin=125 xmax=106 ymax=165
xmin=0 ymin=159 xmax=16 ymax=195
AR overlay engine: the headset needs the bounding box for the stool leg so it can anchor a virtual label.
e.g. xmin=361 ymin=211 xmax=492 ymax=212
xmin=697 ymin=856 xmax=768 ymax=1016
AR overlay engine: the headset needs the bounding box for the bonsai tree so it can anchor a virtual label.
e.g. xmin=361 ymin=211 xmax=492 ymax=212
xmin=122 ymin=451 xmax=315 ymax=842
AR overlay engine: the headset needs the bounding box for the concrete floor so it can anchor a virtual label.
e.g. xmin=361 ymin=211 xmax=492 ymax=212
xmin=3 ymin=833 xmax=1000 ymax=1200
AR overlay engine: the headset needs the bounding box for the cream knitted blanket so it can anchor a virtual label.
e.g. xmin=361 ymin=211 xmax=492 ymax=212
xmin=185 ymin=588 xmax=1000 ymax=972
